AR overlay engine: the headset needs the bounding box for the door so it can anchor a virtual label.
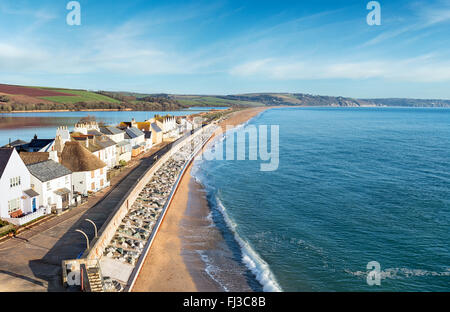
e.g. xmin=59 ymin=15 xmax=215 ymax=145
xmin=32 ymin=198 xmax=37 ymax=212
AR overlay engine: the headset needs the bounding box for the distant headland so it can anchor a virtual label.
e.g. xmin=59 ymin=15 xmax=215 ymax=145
xmin=1 ymin=83 xmax=449 ymax=113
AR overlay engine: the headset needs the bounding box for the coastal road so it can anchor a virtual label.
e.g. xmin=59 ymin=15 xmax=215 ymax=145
xmin=0 ymin=143 xmax=171 ymax=292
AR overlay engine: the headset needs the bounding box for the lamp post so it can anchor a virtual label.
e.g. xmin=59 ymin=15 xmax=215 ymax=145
xmin=84 ymin=218 xmax=98 ymax=238
xmin=75 ymin=229 xmax=89 ymax=251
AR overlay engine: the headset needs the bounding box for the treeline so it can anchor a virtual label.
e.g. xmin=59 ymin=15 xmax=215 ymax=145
xmin=0 ymin=99 xmax=186 ymax=112
xmin=0 ymin=101 xmax=128 ymax=112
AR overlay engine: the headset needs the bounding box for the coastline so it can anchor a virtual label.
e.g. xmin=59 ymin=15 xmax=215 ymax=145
xmin=132 ymin=107 xmax=269 ymax=292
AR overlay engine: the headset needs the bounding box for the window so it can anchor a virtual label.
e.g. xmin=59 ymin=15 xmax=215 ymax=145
xmin=91 ymin=171 xmax=95 ymax=178
xmin=100 ymin=168 xmax=104 ymax=175
xmin=91 ymin=182 xmax=95 ymax=190
xmin=8 ymin=198 xmax=21 ymax=214
xmin=47 ymin=182 xmax=51 ymax=191
xmin=9 ymin=176 xmax=21 ymax=188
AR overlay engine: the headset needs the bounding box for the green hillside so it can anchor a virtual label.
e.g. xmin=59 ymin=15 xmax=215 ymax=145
xmin=40 ymin=89 xmax=121 ymax=104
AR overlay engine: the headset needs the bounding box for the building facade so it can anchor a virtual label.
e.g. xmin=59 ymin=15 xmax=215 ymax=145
xmin=0 ymin=148 xmax=41 ymax=224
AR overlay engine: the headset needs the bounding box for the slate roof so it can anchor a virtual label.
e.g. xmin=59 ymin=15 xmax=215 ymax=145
xmin=27 ymin=160 xmax=72 ymax=182
xmin=2 ymin=139 xmax=28 ymax=148
xmin=151 ymin=123 xmax=162 ymax=132
xmin=87 ymin=130 xmax=104 ymax=137
xmin=125 ymin=127 xmax=144 ymax=139
xmin=27 ymin=139 xmax=54 ymax=149
xmin=99 ymin=126 xmax=124 ymax=135
xmin=24 ymin=189 xmax=39 ymax=197
xmin=144 ymin=131 xmax=152 ymax=139
xmin=0 ymin=148 xmax=14 ymax=179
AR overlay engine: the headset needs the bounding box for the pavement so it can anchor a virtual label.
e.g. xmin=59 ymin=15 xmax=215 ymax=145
xmin=0 ymin=143 xmax=169 ymax=292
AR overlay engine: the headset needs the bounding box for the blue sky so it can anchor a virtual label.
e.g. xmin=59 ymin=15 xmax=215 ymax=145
xmin=0 ymin=0 xmax=449 ymax=98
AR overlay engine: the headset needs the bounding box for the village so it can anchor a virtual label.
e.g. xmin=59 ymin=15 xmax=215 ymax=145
xmin=0 ymin=114 xmax=203 ymax=230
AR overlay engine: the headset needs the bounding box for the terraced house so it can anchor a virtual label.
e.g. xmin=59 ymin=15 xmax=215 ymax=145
xmin=0 ymin=148 xmax=42 ymax=226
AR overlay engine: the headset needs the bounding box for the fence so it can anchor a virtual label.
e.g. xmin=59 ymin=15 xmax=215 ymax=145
xmin=2 ymin=208 xmax=45 ymax=226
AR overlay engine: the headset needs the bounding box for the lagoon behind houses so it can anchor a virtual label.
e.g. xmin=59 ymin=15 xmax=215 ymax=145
xmin=0 ymin=108 xmax=226 ymax=146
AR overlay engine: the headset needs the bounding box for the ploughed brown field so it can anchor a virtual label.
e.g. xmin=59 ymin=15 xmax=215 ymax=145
xmin=0 ymin=84 xmax=76 ymax=97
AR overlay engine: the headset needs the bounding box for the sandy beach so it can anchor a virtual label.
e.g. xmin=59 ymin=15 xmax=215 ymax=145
xmin=132 ymin=107 xmax=269 ymax=292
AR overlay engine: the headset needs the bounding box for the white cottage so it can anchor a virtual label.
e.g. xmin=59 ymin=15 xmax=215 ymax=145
xmin=0 ymin=148 xmax=41 ymax=225
xmin=100 ymin=126 xmax=132 ymax=164
xmin=60 ymin=141 xmax=109 ymax=195
xmin=27 ymin=160 xmax=73 ymax=211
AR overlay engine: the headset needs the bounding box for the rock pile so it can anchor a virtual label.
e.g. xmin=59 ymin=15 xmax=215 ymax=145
xmin=102 ymin=126 xmax=216 ymax=290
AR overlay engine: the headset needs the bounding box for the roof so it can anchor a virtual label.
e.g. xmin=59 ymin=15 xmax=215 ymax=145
xmin=27 ymin=139 xmax=54 ymax=149
xmin=24 ymin=189 xmax=40 ymax=197
xmin=99 ymin=126 xmax=124 ymax=135
xmin=135 ymin=122 xmax=151 ymax=132
xmin=27 ymin=160 xmax=72 ymax=182
xmin=60 ymin=141 xmax=106 ymax=172
xmin=120 ymin=122 xmax=132 ymax=128
xmin=127 ymin=127 xmax=140 ymax=138
xmin=151 ymin=123 xmax=162 ymax=133
xmin=95 ymin=136 xmax=116 ymax=149
xmin=20 ymin=152 xmax=50 ymax=165
xmin=125 ymin=127 xmax=144 ymax=139
xmin=87 ymin=130 xmax=104 ymax=137
xmin=54 ymin=188 xmax=71 ymax=196
xmin=73 ymin=135 xmax=116 ymax=153
xmin=0 ymin=148 xmax=14 ymax=179
xmin=1 ymin=139 xmax=28 ymax=148
xmin=144 ymin=131 xmax=152 ymax=139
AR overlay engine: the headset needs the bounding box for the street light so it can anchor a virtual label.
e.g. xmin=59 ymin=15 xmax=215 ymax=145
xmin=84 ymin=218 xmax=98 ymax=238
xmin=75 ymin=229 xmax=89 ymax=251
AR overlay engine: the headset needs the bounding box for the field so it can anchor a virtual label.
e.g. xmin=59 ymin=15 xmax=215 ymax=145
xmin=39 ymin=89 xmax=121 ymax=104
xmin=0 ymin=84 xmax=76 ymax=97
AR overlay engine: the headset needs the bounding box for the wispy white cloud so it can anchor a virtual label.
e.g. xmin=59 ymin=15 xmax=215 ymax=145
xmin=362 ymin=1 xmax=450 ymax=47
xmin=230 ymin=55 xmax=450 ymax=82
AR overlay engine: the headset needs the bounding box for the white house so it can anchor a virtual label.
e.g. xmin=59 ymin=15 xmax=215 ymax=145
xmin=144 ymin=131 xmax=153 ymax=151
xmin=99 ymin=126 xmax=125 ymax=143
xmin=178 ymin=117 xmax=194 ymax=134
xmin=154 ymin=116 xmax=178 ymax=140
xmin=71 ymin=132 xmax=117 ymax=169
xmin=0 ymin=148 xmax=41 ymax=225
xmin=100 ymin=126 xmax=132 ymax=164
xmin=27 ymin=160 xmax=73 ymax=211
xmin=60 ymin=141 xmax=109 ymax=195
xmin=124 ymin=127 xmax=146 ymax=157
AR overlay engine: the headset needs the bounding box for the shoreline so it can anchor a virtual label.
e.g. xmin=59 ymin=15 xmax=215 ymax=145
xmin=131 ymin=107 xmax=269 ymax=292
xmin=0 ymin=107 xmax=234 ymax=114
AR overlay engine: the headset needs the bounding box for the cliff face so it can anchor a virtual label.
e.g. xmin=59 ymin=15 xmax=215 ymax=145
xmin=217 ymin=93 xmax=450 ymax=107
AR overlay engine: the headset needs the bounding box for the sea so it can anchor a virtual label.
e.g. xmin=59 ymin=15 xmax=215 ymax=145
xmin=191 ymin=107 xmax=450 ymax=292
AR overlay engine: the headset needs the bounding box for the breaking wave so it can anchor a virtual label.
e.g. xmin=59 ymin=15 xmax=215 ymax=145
xmin=214 ymin=196 xmax=283 ymax=292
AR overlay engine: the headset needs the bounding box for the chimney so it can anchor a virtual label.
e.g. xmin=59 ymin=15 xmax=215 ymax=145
xmin=34 ymin=134 xmax=38 ymax=140
xmin=49 ymin=150 xmax=59 ymax=163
